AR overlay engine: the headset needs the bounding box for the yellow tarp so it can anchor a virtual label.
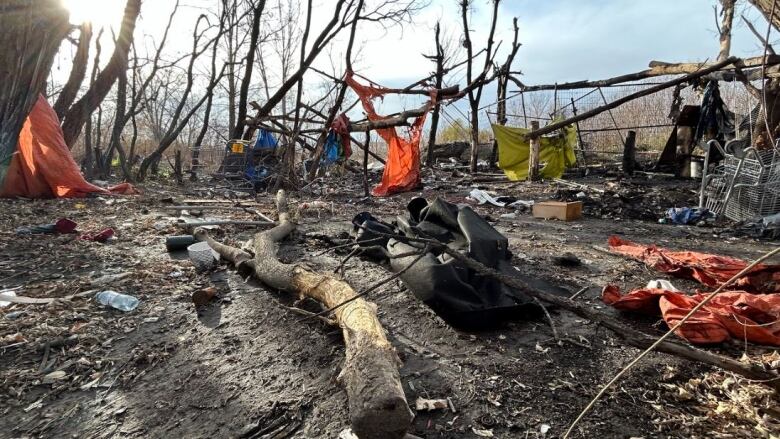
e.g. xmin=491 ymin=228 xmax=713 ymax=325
xmin=492 ymin=124 xmax=577 ymax=180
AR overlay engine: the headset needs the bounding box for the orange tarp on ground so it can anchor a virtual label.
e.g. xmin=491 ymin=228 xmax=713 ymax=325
xmin=603 ymin=286 xmax=780 ymax=346
xmin=346 ymin=72 xmax=432 ymax=197
xmin=608 ymin=236 xmax=780 ymax=294
xmin=0 ymin=95 xmax=137 ymax=198
xmin=604 ymin=236 xmax=780 ymax=345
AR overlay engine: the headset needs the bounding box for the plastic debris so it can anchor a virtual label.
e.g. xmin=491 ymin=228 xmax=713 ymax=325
xmin=95 ymin=290 xmax=139 ymax=312
xmin=414 ymin=397 xmax=449 ymax=411
xmin=664 ymin=207 xmax=715 ymax=225
xmin=469 ymin=189 xmax=506 ymax=207
xmin=187 ymin=242 xmax=219 ymax=272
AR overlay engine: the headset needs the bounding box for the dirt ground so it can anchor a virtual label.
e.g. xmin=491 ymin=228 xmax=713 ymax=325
xmin=1 ymin=169 xmax=778 ymax=439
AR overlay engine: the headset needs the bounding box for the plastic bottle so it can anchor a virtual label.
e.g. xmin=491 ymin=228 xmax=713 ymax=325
xmin=95 ymin=290 xmax=139 ymax=311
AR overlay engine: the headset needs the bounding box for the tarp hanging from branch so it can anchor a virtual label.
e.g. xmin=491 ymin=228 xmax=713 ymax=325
xmin=346 ymin=72 xmax=433 ymax=196
xmin=492 ymin=124 xmax=577 ymax=181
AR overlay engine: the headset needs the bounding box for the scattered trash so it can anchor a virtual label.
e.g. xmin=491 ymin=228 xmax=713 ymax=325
xmin=469 ymin=188 xmax=506 ymax=207
xmin=533 ymin=201 xmax=583 ymax=221
xmin=0 ymin=289 xmax=18 ymax=307
xmin=354 ymin=197 xmax=570 ymax=329
xmin=645 ymin=279 xmax=679 ymax=291
xmin=609 ymin=236 xmax=780 ymax=293
xmin=187 ymin=242 xmax=220 ymax=272
xmin=662 ymin=207 xmax=715 ymax=225
xmin=414 ymin=397 xmax=449 ymax=411
xmin=165 ymin=235 xmax=196 ymax=252
xmin=4 ymin=311 xmax=27 ymax=320
xmin=499 ymin=212 xmax=517 ymax=220
xmin=337 ymin=429 xmax=359 ymax=439
xmin=472 ymin=427 xmax=495 ymax=437
xmin=16 ymin=218 xmax=77 ymax=235
xmin=603 ymin=284 xmax=780 ymax=345
xmin=192 ymin=287 xmax=218 ymax=307
xmin=95 ymin=290 xmax=139 ymax=312
xmin=540 ymin=423 xmax=551 ymax=435
xmin=80 ymin=228 xmax=115 ymax=243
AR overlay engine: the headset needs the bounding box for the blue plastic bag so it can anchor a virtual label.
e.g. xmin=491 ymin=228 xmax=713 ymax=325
xmin=254 ymin=129 xmax=278 ymax=150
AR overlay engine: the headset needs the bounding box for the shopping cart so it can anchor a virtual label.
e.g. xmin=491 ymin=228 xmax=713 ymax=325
xmin=700 ymin=139 xmax=780 ymax=221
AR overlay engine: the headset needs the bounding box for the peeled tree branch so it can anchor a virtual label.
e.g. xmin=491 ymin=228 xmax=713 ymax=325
xmin=194 ymin=191 xmax=413 ymax=439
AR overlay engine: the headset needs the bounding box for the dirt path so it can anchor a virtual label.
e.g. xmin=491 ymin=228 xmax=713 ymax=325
xmin=1 ymin=178 xmax=777 ymax=438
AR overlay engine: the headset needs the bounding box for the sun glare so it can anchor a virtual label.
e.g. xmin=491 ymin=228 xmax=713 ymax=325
xmin=61 ymin=0 xmax=125 ymax=28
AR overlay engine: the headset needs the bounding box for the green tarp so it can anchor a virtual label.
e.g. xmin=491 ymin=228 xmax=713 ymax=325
xmin=492 ymin=124 xmax=577 ymax=180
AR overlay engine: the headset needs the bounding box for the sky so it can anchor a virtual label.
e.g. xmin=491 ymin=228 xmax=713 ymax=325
xmin=56 ymin=0 xmax=778 ymax=125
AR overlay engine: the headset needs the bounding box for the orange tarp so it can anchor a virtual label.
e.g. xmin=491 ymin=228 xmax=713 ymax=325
xmin=346 ymin=72 xmax=432 ymax=197
xmin=603 ymin=286 xmax=780 ymax=346
xmin=0 ymin=95 xmax=137 ymax=198
xmin=604 ymin=236 xmax=780 ymax=345
xmin=608 ymin=236 xmax=780 ymax=294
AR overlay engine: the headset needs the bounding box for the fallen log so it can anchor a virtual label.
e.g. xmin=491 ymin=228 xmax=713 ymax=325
xmin=522 ymin=57 xmax=740 ymax=140
xmin=518 ymin=54 xmax=780 ymax=92
xmin=194 ymin=191 xmax=413 ymax=439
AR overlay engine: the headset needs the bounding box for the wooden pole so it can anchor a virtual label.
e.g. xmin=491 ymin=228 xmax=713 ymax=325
xmin=622 ymin=130 xmax=636 ymax=176
xmin=363 ymin=131 xmax=370 ymax=197
xmin=528 ymin=120 xmax=541 ymax=181
xmin=570 ymin=97 xmax=588 ymax=166
xmin=522 ymin=57 xmax=739 ymax=140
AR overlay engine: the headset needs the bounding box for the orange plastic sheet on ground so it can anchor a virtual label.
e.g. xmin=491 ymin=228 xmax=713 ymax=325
xmin=345 ymin=72 xmax=433 ymax=197
xmin=608 ymin=236 xmax=780 ymax=293
xmin=0 ymin=95 xmax=138 ymax=199
xmin=603 ymin=286 xmax=780 ymax=345
xmin=603 ymin=236 xmax=780 ymax=345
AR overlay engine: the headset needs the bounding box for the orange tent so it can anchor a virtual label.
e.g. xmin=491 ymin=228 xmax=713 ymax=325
xmin=0 ymin=95 xmax=136 ymax=198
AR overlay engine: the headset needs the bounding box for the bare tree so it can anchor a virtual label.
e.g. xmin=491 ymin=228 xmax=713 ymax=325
xmin=460 ymin=0 xmax=500 ymax=172
xmin=425 ymin=22 xmax=444 ymax=167
xmin=60 ymin=0 xmax=142 ymax=147
xmin=232 ymin=0 xmax=267 ymax=139
xmin=53 ymin=23 xmax=93 ymax=120
xmin=136 ymin=7 xmax=230 ymax=180
xmin=0 ymin=0 xmax=69 ymax=184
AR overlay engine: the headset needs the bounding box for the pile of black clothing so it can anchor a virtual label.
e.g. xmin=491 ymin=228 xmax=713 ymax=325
xmin=352 ymin=197 xmax=570 ymax=329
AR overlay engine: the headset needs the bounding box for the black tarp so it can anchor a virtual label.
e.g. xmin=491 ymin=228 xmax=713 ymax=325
xmin=353 ymin=197 xmax=571 ymax=329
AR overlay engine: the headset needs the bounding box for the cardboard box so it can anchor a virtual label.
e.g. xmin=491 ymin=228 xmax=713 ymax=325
xmin=532 ymin=201 xmax=583 ymax=221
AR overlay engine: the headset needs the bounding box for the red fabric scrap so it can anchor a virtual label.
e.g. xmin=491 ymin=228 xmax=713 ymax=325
xmin=80 ymin=228 xmax=115 ymax=243
xmin=603 ymin=285 xmax=780 ymax=346
xmin=608 ymin=236 xmax=780 ymax=293
xmin=54 ymin=218 xmax=78 ymax=234
xmin=331 ymin=113 xmax=352 ymax=159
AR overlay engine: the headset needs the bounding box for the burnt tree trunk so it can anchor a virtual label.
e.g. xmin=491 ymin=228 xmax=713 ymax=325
xmin=0 ymin=0 xmax=69 ymax=184
xmin=425 ymin=22 xmax=444 ymax=168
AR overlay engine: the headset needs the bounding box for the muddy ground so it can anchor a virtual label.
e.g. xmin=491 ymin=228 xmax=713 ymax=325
xmin=1 ymin=170 xmax=778 ymax=438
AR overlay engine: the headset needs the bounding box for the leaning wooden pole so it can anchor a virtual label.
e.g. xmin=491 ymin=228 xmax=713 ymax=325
xmin=194 ymin=191 xmax=413 ymax=439
xmin=522 ymin=56 xmax=740 ymax=140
